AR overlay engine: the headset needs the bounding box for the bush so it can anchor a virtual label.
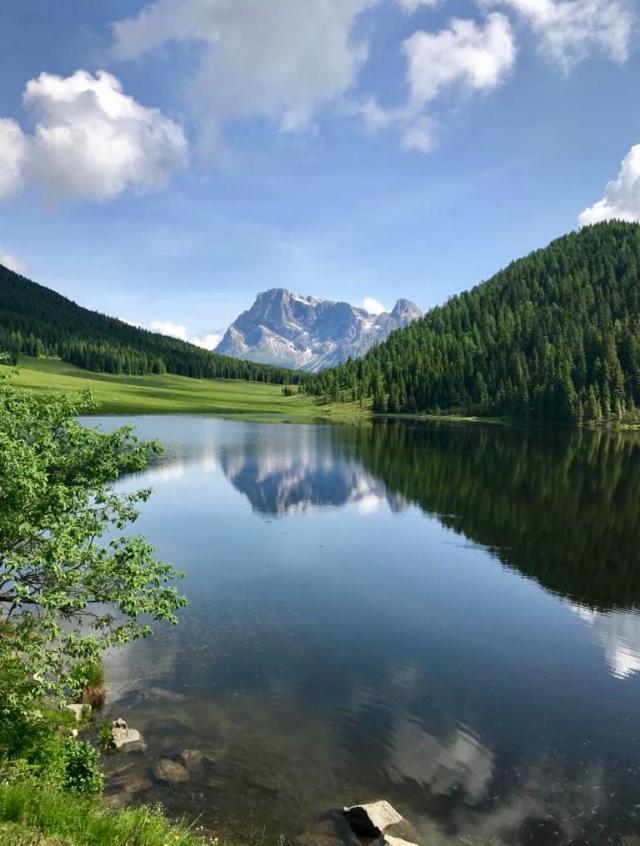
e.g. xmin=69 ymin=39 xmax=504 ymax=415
xmin=63 ymin=741 xmax=103 ymax=796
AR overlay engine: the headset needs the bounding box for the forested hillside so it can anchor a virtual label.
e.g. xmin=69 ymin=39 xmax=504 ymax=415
xmin=0 ymin=266 xmax=304 ymax=385
xmin=314 ymin=222 xmax=640 ymax=423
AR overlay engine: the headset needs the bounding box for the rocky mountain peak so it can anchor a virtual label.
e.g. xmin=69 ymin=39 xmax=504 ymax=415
xmin=215 ymin=290 xmax=422 ymax=371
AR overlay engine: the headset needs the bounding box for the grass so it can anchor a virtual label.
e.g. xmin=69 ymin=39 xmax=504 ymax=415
xmin=0 ymin=776 xmax=216 ymax=846
xmin=1 ymin=356 xmax=365 ymax=420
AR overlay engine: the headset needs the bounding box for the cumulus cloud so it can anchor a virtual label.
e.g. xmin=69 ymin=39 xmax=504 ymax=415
xmin=362 ymin=296 xmax=387 ymax=315
xmin=147 ymin=320 xmax=221 ymax=350
xmin=404 ymin=13 xmax=516 ymax=103
xmin=23 ymin=70 xmax=188 ymax=201
xmin=111 ymin=0 xmax=373 ymax=146
xmin=0 ymin=119 xmax=28 ymax=197
xmin=579 ymin=144 xmax=640 ymax=226
xmin=359 ymin=13 xmax=514 ymax=152
xmin=481 ymin=0 xmax=635 ymax=69
xmin=0 ymin=70 xmax=187 ymax=203
xmin=0 ymin=250 xmax=27 ymax=274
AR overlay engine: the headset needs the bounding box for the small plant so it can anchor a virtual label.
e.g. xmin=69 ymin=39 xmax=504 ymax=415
xmin=63 ymin=739 xmax=103 ymax=795
xmin=97 ymin=720 xmax=116 ymax=751
xmin=70 ymin=659 xmax=106 ymax=710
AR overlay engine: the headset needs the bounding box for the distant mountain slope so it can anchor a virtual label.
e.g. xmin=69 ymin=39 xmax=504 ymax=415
xmin=314 ymin=221 xmax=640 ymax=424
xmin=0 ymin=266 xmax=303 ymax=384
xmin=215 ymin=288 xmax=422 ymax=371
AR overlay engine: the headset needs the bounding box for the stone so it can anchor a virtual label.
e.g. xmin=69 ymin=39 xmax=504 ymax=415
xmin=344 ymin=801 xmax=403 ymax=838
xmin=151 ymin=759 xmax=190 ymax=786
xmin=384 ymin=836 xmax=421 ymax=846
xmin=111 ymin=721 xmax=142 ymax=750
xmin=65 ymin=703 xmax=84 ymax=722
xmin=179 ymin=749 xmax=205 ymax=770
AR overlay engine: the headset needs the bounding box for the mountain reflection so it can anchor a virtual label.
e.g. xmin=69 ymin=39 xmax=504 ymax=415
xmin=217 ymin=420 xmax=640 ymax=612
xmin=218 ymin=425 xmax=407 ymax=516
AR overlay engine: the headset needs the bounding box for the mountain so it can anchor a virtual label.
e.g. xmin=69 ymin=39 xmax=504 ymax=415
xmin=314 ymin=221 xmax=640 ymax=424
xmin=215 ymin=288 xmax=422 ymax=371
xmin=0 ymin=265 xmax=303 ymax=385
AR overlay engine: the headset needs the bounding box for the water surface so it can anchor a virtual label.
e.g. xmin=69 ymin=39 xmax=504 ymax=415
xmin=96 ymin=417 xmax=640 ymax=846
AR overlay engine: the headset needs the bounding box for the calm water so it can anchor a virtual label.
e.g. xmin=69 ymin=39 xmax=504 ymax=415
xmin=94 ymin=416 xmax=640 ymax=846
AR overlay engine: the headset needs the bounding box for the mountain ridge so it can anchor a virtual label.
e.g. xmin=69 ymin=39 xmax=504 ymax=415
xmin=215 ymin=288 xmax=422 ymax=371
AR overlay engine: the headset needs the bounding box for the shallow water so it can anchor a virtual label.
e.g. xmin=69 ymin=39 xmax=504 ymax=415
xmin=94 ymin=417 xmax=640 ymax=846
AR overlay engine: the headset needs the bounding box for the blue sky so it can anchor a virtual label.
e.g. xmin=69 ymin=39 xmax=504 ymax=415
xmin=0 ymin=0 xmax=638 ymax=346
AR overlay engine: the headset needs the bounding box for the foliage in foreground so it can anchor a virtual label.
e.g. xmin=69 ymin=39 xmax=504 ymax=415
xmin=0 ymin=383 xmax=187 ymax=711
xmin=0 ymin=771 xmax=212 ymax=846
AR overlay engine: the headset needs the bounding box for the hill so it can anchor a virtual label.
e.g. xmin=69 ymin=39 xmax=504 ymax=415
xmin=215 ymin=287 xmax=422 ymax=370
xmin=0 ymin=265 xmax=304 ymax=386
xmin=314 ymin=222 xmax=640 ymax=424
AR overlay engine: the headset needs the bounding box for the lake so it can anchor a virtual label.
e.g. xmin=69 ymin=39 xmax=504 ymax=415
xmin=95 ymin=416 xmax=640 ymax=846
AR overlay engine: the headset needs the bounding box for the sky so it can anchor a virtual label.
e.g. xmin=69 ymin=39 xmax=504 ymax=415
xmin=0 ymin=0 xmax=639 ymax=347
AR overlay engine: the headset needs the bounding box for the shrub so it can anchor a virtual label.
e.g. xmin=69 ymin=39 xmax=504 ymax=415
xmin=63 ymin=740 xmax=103 ymax=796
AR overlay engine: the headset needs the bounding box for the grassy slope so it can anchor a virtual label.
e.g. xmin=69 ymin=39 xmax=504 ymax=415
xmin=1 ymin=356 xmax=364 ymax=419
xmin=0 ymin=778 xmax=216 ymax=846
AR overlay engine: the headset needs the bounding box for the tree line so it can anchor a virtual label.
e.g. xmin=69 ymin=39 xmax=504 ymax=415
xmin=312 ymin=222 xmax=640 ymax=424
xmin=0 ymin=265 xmax=308 ymax=385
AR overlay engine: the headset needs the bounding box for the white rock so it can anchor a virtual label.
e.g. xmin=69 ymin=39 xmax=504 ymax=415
xmin=111 ymin=726 xmax=141 ymax=749
xmin=65 ymin=704 xmax=84 ymax=722
xmin=344 ymin=801 xmax=403 ymax=833
xmin=384 ymin=836 xmax=420 ymax=846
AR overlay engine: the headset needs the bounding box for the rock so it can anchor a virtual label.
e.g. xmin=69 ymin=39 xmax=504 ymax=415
xmin=151 ymin=759 xmax=190 ymax=786
xmin=179 ymin=749 xmax=205 ymax=770
xmin=343 ymin=802 xmax=422 ymax=846
xmin=344 ymin=802 xmax=403 ymax=838
xmin=70 ymin=728 xmax=79 ymax=738
xmin=111 ymin=720 xmax=142 ymax=750
xmin=384 ymin=837 xmax=421 ymax=846
xmin=65 ymin=703 xmax=84 ymax=722
xmin=147 ymin=686 xmax=186 ymax=703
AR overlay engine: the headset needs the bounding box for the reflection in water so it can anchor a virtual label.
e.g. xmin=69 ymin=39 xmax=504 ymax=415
xmin=571 ymin=605 xmax=640 ymax=679
xmin=218 ymin=426 xmax=406 ymax=516
xmin=98 ymin=417 xmax=640 ymax=846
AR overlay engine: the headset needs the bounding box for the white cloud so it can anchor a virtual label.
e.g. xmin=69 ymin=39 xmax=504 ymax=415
xmin=395 ymin=0 xmax=439 ymax=12
xmin=111 ymin=0 xmax=374 ymax=147
xmin=146 ymin=320 xmax=221 ymax=350
xmin=0 ymin=249 xmax=27 ymax=274
xmin=22 ymin=70 xmax=188 ymax=201
xmin=0 ymin=119 xmax=28 ymax=197
xmin=404 ymin=13 xmax=516 ymax=103
xmin=363 ymin=296 xmax=387 ymax=315
xmin=579 ymin=144 xmax=640 ymax=226
xmin=149 ymin=320 xmax=189 ymax=341
xmin=193 ymin=332 xmax=222 ymax=350
xmin=358 ymin=13 xmax=514 ymax=152
xmin=481 ymin=0 xmax=635 ymax=69
xmin=400 ymin=114 xmax=438 ymax=152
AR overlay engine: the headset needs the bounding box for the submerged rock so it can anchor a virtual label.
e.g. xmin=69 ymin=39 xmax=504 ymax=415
xmin=179 ymin=749 xmax=205 ymax=770
xmin=151 ymin=758 xmax=190 ymax=786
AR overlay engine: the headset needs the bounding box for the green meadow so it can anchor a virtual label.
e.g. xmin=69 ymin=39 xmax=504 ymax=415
xmin=0 ymin=355 xmax=364 ymax=420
